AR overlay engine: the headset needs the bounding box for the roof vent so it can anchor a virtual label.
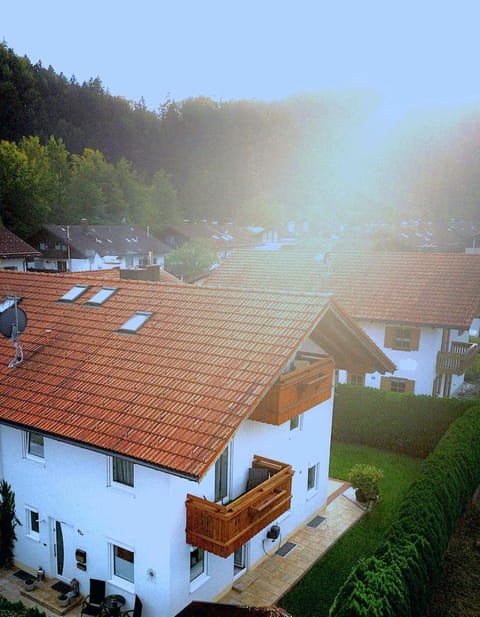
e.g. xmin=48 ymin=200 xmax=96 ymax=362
xmin=0 ymin=296 xmax=28 ymax=368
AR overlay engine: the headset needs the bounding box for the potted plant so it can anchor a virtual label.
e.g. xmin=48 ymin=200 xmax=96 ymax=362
xmin=348 ymin=463 xmax=384 ymax=504
xmin=24 ymin=577 xmax=35 ymax=591
xmin=58 ymin=593 xmax=69 ymax=607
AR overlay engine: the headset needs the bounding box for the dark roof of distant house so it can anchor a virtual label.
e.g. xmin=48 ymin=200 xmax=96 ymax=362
xmin=205 ymin=249 xmax=480 ymax=330
xmin=0 ymin=228 xmax=40 ymax=259
xmin=39 ymin=224 xmax=172 ymax=257
xmin=161 ymin=222 xmax=260 ymax=249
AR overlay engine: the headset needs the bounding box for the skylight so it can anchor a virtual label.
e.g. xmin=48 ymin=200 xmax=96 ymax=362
xmin=58 ymin=285 xmax=91 ymax=303
xmin=117 ymin=311 xmax=153 ymax=334
xmin=85 ymin=287 xmax=118 ymax=306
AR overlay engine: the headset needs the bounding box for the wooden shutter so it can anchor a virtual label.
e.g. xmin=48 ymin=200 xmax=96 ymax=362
xmin=384 ymin=326 xmax=395 ymax=348
xmin=380 ymin=376 xmax=391 ymax=390
xmin=408 ymin=328 xmax=420 ymax=351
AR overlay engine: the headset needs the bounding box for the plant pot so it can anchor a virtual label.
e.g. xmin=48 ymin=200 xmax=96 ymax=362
xmin=58 ymin=594 xmax=69 ymax=607
xmin=24 ymin=579 xmax=35 ymax=592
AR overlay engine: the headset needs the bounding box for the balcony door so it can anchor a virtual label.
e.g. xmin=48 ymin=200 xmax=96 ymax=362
xmin=215 ymin=445 xmax=230 ymax=504
xmin=234 ymin=543 xmax=248 ymax=577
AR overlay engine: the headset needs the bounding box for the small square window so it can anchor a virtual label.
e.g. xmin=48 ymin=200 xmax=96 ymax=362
xmin=289 ymin=415 xmax=301 ymax=431
xmin=27 ymin=432 xmax=44 ymax=459
xmin=190 ymin=546 xmax=205 ymax=582
xmin=112 ymin=457 xmax=134 ymax=488
xmin=26 ymin=507 xmax=40 ymax=539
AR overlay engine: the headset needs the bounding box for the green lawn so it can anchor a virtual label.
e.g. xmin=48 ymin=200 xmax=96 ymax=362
xmin=279 ymin=441 xmax=424 ymax=617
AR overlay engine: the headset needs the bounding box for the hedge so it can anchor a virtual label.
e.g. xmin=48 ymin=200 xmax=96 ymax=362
xmin=332 ymin=385 xmax=474 ymax=458
xmin=0 ymin=595 xmax=47 ymax=617
xmin=329 ymin=403 xmax=480 ymax=617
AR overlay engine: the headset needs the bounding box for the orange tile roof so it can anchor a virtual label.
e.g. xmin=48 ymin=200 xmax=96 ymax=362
xmin=0 ymin=270 xmax=391 ymax=480
xmin=206 ymin=250 xmax=480 ymax=330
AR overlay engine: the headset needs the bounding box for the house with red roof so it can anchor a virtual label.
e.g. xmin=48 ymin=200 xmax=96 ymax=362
xmin=0 ymin=227 xmax=40 ymax=271
xmin=205 ymin=249 xmax=480 ymax=397
xmin=0 ymin=269 xmax=393 ymax=617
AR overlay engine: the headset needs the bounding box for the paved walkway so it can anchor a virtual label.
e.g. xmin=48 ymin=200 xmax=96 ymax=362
xmin=218 ymin=479 xmax=366 ymax=607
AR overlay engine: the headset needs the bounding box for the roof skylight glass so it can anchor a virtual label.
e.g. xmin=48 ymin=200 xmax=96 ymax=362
xmin=117 ymin=311 xmax=153 ymax=334
xmin=85 ymin=287 xmax=118 ymax=306
xmin=58 ymin=285 xmax=91 ymax=303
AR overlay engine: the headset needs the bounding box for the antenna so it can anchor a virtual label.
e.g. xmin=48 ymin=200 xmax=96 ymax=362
xmin=0 ymin=296 xmax=28 ymax=368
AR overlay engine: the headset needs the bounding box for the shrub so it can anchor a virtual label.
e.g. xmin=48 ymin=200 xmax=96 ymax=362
xmin=333 ymin=385 xmax=473 ymax=458
xmin=329 ymin=403 xmax=480 ymax=617
xmin=348 ymin=464 xmax=384 ymax=503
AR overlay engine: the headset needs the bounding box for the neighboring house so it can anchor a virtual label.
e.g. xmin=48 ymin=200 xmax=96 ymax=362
xmin=0 ymin=228 xmax=40 ymax=271
xmin=0 ymin=270 xmax=393 ymax=617
xmin=205 ymin=249 xmax=480 ymax=397
xmin=27 ymin=223 xmax=172 ymax=272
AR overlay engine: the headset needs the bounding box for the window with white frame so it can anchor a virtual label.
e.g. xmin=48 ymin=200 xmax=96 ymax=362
xmin=214 ymin=446 xmax=230 ymax=503
xmin=190 ymin=546 xmax=205 ymax=582
xmin=289 ymin=414 xmax=302 ymax=431
xmin=307 ymin=463 xmax=318 ymax=492
xmin=26 ymin=432 xmax=44 ymax=459
xmin=26 ymin=507 xmax=40 ymax=540
xmin=112 ymin=457 xmax=134 ymax=488
xmin=111 ymin=543 xmax=134 ymax=585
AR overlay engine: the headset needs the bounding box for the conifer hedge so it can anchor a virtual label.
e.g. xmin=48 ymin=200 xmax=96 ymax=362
xmin=329 ymin=403 xmax=480 ymax=617
xmin=332 ymin=385 xmax=473 ymax=458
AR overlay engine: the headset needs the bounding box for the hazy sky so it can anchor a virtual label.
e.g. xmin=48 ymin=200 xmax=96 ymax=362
xmin=3 ymin=1 xmax=480 ymax=113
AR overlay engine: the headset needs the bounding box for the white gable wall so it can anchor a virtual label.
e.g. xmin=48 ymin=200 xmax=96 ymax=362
xmin=338 ymin=321 xmax=471 ymax=396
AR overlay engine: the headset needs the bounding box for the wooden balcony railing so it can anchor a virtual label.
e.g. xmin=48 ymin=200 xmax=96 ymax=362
xmin=250 ymin=354 xmax=334 ymax=425
xmin=185 ymin=455 xmax=293 ymax=558
xmin=436 ymin=342 xmax=479 ymax=375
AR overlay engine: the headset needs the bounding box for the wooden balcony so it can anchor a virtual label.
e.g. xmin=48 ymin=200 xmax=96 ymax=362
xmin=250 ymin=353 xmax=334 ymax=425
xmin=436 ymin=341 xmax=480 ymax=375
xmin=186 ymin=455 xmax=293 ymax=558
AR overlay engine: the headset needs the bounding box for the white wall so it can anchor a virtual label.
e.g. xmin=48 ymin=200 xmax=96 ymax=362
xmin=0 ymin=258 xmax=25 ymax=271
xmin=338 ymin=321 xmax=471 ymax=396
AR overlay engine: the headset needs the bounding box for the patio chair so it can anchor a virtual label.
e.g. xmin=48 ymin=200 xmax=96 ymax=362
xmin=81 ymin=578 xmax=106 ymax=617
xmin=121 ymin=595 xmax=142 ymax=617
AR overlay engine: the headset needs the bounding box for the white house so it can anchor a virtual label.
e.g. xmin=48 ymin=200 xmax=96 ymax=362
xmin=27 ymin=223 xmax=171 ymax=272
xmin=0 ymin=269 xmax=393 ymax=617
xmin=0 ymin=228 xmax=40 ymax=271
xmin=205 ymin=249 xmax=480 ymax=397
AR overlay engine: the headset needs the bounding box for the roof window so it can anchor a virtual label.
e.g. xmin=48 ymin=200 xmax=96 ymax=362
xmin=117 ymin=311 xmax=153 ymax=334
xmin=85 ymin=287 xmax=118 ymax=306
xmin=58 ymin=285 xmax=91 ymax=303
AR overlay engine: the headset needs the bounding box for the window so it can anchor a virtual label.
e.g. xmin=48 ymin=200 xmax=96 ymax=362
xmin=27 ymin=432 xmax=44 ymax=459
xmin=215 ymin=446 xmax=229 ymax=503
xmin=26 ymin=507 xmax=40 ymax=540
xmin=112 ymin=457 xmax=134 ymax=488
xmin=85 ymin=287 xmax=117 ymax=306
xmin=112 ymin=544 xmax=134 ymax=584
xmin=347 ymin=373 xmax=365 ymax=386
xmin=190 ymin=546 xmax=205 ymax=582
xmin=58 ymin=285 xmax=90 ymax=303
xmin=384 ymin=326 xmax=420 ymax=351
xmin=307 ymin=464 xmax=318 ymax=491
xmin=289 ymin=414 xmax=302 ymax=431
xmin=117 ymin=312 xmax=153 ymax=334
xmin=380 ymin=376 xmax=415 ymax=394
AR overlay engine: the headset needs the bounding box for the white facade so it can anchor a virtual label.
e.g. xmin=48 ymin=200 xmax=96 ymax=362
xmin=0 ymin=257 xmax=26 ymax=271
xmin=1 ymin=380 xmax=333 ymax=617
xmin=31 ymin=253 xmax=165 ymax=272
xmin=338 ymin=321 xmax=471 ymax=396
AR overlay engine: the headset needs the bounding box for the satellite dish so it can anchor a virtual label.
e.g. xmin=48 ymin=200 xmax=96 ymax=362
xmin=0 ymin=306 xmax=28 ymax=339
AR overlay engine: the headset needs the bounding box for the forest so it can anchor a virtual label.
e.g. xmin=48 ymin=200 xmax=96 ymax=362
xmin=1 ymin=42 xmax=480 ymax=240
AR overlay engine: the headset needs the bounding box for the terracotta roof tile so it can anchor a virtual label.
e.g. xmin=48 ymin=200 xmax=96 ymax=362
xmin=206 ymin=249 xmax=480 ymax=330
xmin=0 ymin=269 xmax=392 ymax=479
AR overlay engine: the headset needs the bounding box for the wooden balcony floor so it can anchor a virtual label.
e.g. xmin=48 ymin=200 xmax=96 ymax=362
xmin=218 ymin=478 xmax=366 ymax=609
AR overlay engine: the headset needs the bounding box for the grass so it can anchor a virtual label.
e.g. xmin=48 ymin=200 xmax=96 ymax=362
xmin=279 ymin=441 xmax=424 ymax=617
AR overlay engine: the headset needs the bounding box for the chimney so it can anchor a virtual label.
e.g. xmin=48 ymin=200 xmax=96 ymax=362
xmin=120 ymin=264 xmax=161 ymax=281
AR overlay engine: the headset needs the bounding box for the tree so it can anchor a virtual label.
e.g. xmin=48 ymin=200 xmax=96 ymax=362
xmin=143 ymin=169 xmax=181 ymax=233
xmin=0 ymin=480 xmax=20 ymax=567
xmin=164 ymin=239 xmax=218 ymax=281
xmin=236 ymin=192 xmax=286 ymax=231
xmin=0 ymin=140 xmax=51 ymax=237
